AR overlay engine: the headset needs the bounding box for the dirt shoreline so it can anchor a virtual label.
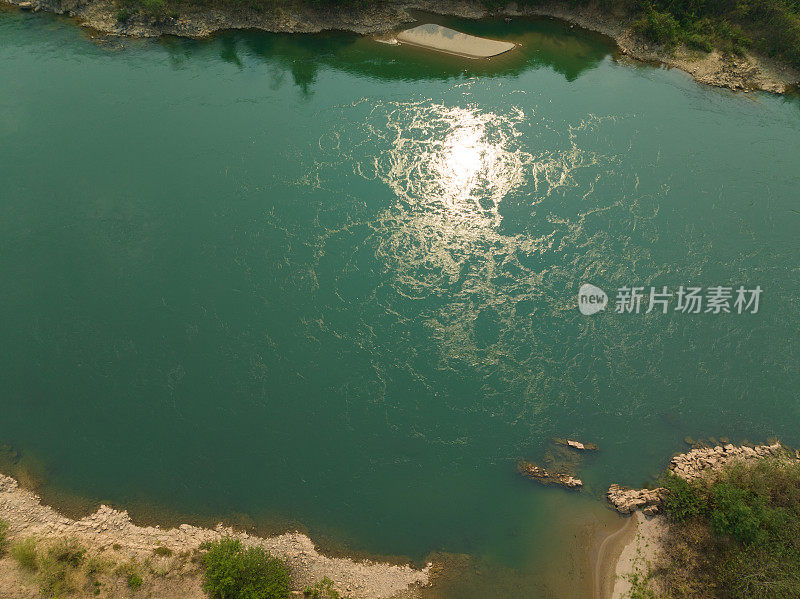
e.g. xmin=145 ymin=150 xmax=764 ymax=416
xmin=4 ymin=0 xmax=799 ymax=94
xmin=593 ymin=514 xmax=635 ymax=599
xmin=0 ymin=473 xmax=430 ymax=599
xmin=608 ymin=512 xmax=666 ymax=599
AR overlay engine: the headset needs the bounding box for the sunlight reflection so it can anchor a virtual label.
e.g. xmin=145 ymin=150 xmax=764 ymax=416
xmin=376 ymin=103 xmax=531 ymax=229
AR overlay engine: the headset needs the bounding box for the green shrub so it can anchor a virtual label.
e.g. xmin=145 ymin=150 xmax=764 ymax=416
xmin=140 ymin=0 xmax=164 ymax=12
xmin=685 ymin=32 xmax=714 ymax=51
xmin=657 ymin=457 xmax=800 ymax=598
xmin=116 ymin=8 xmax=130 ymax=21
xmin=662 ymin=473 xmax=703 ymax=523
xmin=201 ymin=538 xmax=291 ymax=599
xmin=47 ymin=538 xmax=86 ymax=568
xmin=128 ymin=571 xmax=143 ymax=589
xmin=304 ymin=577 xmax=340 ymax=599
xmin=634 ymin=8 xmax=682 ymax=46
xmin=710 ymin=482 xmax=765 ymax=543
xmin=11 ymin=537 xmax=38 ymax=571
xmin=115 ymin=560 xmax=144 ymax=590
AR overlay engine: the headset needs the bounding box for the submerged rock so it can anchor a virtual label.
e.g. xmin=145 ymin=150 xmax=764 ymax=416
xmin=517 ymin=460 xmax=582 ymax=489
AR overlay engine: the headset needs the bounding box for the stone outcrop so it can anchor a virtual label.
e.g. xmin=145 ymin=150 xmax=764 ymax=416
xmin=607 ymin=484 xmax=665 ymax=515
xmin=517 ymin=460 xmax=582 ymax=489
xmin=607 ymin=441 xmax=797 ymax=516
xmin=669 ymin=442 xmax=788 ymax=481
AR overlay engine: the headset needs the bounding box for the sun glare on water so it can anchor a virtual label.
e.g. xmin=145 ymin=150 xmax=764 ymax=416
xmin=375 ymin=103 xmax=531 ymax=229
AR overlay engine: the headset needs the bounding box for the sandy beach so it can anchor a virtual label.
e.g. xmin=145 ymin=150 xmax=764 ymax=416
xmin=608 ymin=513 xmax=666 ymax=599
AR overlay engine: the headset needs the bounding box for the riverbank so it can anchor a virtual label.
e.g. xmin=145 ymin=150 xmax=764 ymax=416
xmin=607 ymin=512 xmax=666 ymax=599
xmin=603 ymin=440 xmax=800 ymax=598
xmin=3 ymin=0 xmax=798 ymax=94
xmin=0 ymin=474 xmax=430 ymax=598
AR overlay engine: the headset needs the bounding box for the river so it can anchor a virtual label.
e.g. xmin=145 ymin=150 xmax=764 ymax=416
xmin=1 ymin=8 xmax=799 ymax=598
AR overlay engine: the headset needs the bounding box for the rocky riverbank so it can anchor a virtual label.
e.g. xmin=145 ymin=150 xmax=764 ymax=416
xmin=605 ymin=441 xmax=800 ymax=598
xmin=0 ymin=474 xmax=430 ymax=599
xmin=3 ymin=0 xmax=799 ymax=94
xmin=606 ymin=441 xmax=795 ymax=516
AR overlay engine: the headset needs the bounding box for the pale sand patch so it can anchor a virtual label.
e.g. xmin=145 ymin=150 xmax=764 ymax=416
xmin=0 ymin=474 xmax=429 ymax=599
xmin=610 ymin=512 xmax=667 ymax=599
xmin=396 ymin=23 xmax=515 ymax=58
xmin=593 ymin=515 xmax=636 ymax=599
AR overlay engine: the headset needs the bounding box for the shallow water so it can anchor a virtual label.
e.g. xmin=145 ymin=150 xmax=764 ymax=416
xmin=1 ymin=8 xmax=799 ymax=598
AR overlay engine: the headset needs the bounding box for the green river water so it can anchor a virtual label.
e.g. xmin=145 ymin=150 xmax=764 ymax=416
xmin=1 ymin=8 xmax=799 ymax=598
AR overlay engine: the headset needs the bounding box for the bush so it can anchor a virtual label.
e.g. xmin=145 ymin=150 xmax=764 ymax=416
xmin=46 ymin=538 xmax=86 ymax=568
xmin=709 ymin=482 xmax=765 ymax=543
xmin=201 ymin=538 xmax=291 ymax=599
xmin=115 ymin=560 xmax=144 ymax=590
xmin=634 ymin=8 xmax=682 ymax=46
xmin=685 ymin=32 xmax=714 ymax=51
xmin=116 ymin=8 xmax=130 ymax=21
xmin=140 ymin=0 xmax=164 ymax=12
xmin=662 ymin=473 xmax=703 ymax=523
xmin=304 ymin=577 xmax=340 ymax=599
xmin=657 ymin=457 xmax=800 ymax=599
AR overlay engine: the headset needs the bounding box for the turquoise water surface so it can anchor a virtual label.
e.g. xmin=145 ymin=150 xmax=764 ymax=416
xmin=1 ymin=9 xmax=799 ymax=598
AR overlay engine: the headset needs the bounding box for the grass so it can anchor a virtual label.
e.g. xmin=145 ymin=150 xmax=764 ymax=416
xmin=9 ymin=536 xmax=155 ymax=596
xmin=153 ymin=545 xmax=173 ymax=557
xmin=0 ymin=519 xmax=8 ymax=556
xmin=201 ymin=537 xmax=291 ymax=599
xmin=657 ymin=456 xmax=800 ymax=599
xmin=11 ymin=536 xmax=38 ymax=571
xmin=11 ymin=537 xmax=87 ymax=596
xmin=116 ymin=559 xmax=145 ymax=590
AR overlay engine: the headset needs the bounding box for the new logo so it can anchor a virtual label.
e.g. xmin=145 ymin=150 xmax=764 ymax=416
xmin=578 ymin=283 xmax=608 ymax=315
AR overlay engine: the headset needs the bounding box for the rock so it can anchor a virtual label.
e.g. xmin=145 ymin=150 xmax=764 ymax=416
xmin=607 ymin=484 xmax=665 ymax=515
xmin=517 ymin=461 xmax=582 ymax=490
xmin=18 ymin=1 xmax=33 ymax=8
xmin=668 ymin=441 xmax=793 ymax=481
xmin=556 ymin=438 xmax=598 ymax=451
xmin=558 ymin=475 xmax=583 ymax=488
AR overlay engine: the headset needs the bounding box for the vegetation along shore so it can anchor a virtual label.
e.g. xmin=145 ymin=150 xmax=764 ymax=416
xmin=3 ymin=0 xmax=799 ymax=94
xmin=2 ymin=439 xmax=797 ymax=598
xmin=606 ymin=440 xmax=800 ymax=599
xmin=0 ymin=473 xmax=430 ymax=598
